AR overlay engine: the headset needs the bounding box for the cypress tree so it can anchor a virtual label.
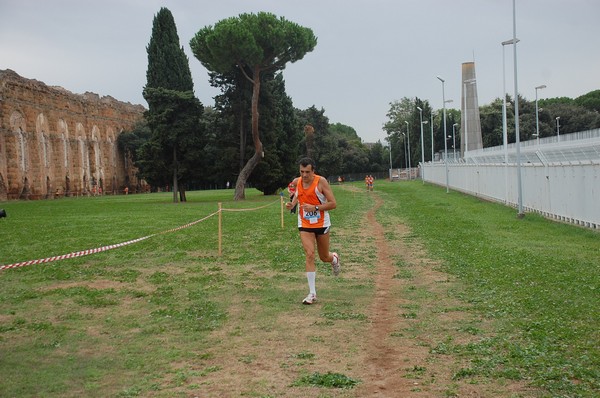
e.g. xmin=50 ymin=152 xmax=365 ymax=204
xmin=145 ymin=7 xmax=193 ymax=93
xmin=142 ymin=7 xmax=203 ymax=202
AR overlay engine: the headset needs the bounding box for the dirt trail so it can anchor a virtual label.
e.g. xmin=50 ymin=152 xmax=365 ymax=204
xmin=356 ymin=192 xmax=533 ymax=397
xmin=357 ymin=194 xmax=432 ymax=396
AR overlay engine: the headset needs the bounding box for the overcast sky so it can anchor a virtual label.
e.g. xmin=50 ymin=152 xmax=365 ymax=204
xmin=1 ymin=0 xmax=599 ymax=143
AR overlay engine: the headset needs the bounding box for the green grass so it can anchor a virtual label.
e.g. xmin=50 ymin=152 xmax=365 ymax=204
xmin=375 ymin=181 xmax=600 ymax=397
xmin=292 ymin=371 xmax=360 ymax=389
xmin=1 ymin=183 xmax=599 ymax=397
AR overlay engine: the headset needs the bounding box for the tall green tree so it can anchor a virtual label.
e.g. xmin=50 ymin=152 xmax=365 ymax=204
xmin=190 ymin=12 xmax=317 ymax=200
xmin=143 ymin=7 xmax=203 ymax=202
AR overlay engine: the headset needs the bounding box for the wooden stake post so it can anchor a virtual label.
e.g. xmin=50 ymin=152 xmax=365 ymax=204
xmin=280 ymin=194 xmax=284 ymax=229
xmin=218 ymin=202 xmax=222 ymax=256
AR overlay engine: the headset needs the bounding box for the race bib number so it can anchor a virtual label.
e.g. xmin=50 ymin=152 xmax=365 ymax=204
xmin=303 ymin=209 xmax=321 ymax=224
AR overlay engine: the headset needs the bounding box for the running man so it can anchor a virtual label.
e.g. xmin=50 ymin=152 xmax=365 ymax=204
xmin=287 ymin=180 xmax=297 ymax=214
xmin=286 ymin=157 xmax=340 ymax=305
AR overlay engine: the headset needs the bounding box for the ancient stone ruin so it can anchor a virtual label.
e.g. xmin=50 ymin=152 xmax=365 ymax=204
xmin=0 ymin=69 xmax=145 ymax=200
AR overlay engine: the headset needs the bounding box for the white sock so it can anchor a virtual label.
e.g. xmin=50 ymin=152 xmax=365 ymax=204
xmin=307 ymin=271 xmax=316 ymax=295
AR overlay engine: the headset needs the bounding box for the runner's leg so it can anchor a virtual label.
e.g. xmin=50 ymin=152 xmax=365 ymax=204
xmin=300 ymin=231 xmax=317 ymax=271
xmin=316 ymin=232 xmax=333 ymax=263
xmin=300 ymin=231 xmax=317 ymax=298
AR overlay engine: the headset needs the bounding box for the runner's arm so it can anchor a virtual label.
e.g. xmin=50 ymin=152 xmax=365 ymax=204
xmin=318 ymin=178 xmax=337 ymax=211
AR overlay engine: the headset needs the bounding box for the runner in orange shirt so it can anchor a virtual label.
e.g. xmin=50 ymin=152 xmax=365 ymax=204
xmin=286 ymin=157 xmax=340 ymax=304
xmin=287 ymin=181 xmax=297 ymax=214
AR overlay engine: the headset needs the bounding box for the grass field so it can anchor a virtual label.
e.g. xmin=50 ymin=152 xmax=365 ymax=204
xmin=0 ymin=182 xmax=598 ymax=397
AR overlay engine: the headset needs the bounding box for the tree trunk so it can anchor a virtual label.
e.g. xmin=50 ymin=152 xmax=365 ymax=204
xmin=234 ymin=66 xmax=263 ymax=201
xmin=172 ymin=147 xmax=178 ymax=203
xmin=239 ymin=111 xmax=245 ymax=172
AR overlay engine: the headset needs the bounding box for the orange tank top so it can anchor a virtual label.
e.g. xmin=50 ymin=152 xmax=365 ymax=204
xmin=296 ymin=175 xmax=330 ymax=228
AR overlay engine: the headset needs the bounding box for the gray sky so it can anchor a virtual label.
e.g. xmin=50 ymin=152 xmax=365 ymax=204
xmin=1 ymin=0 xmax=599 ymax=143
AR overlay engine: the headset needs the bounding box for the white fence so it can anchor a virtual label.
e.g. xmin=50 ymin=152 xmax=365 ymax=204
xmin=421 ymin=129 xmax=600 ymax=229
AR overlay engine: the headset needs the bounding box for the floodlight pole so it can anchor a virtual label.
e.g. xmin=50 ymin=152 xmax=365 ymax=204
xmin=437 ymin=75 xmax=449 ymax=193
xmin=512 ymin=0 xmax=524 ymax=218
xmin=452 ymin=123 xmax=458 ymax=160
xmin=401 ymin=132 xmax=408 ymax=172
xmin=430 ymin=112 xmax=435 ymax=161
xmin=502 ymin=37 xmax=519 ymax=206
xmin=417 ymin=106 xmax=425 ymax=184
xmin=405 ymin=121 xmax=411 ymax=180
xmin=388 ymin=135 xmax=392 ymax=181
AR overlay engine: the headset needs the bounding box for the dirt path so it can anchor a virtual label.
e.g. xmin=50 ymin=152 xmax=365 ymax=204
xmin=355 ymin=192 xmax=533 ymax=397
xmin=358 ymin=194 xmax=429 ymax=396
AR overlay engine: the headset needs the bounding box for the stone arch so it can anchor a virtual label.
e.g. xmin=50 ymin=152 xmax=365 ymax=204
xmin=90 ymin=125 xmax=102 ymax=190
xmin=9 ymin=111 xmax=27 ymax=173
xmin=7 ymin=111 xmax=27 ymax=197
xmin=107 ymin=127 xmax=117 ymax=168
xmin=10 ymin=110 xmax=26 ymax=132
xmin=76 ymin=122 xmax=89 ymax=195
xmin=57 ymin=118 xmax=70 ymax=169
xmin=36 ymin=113 xmax=50 ymax=169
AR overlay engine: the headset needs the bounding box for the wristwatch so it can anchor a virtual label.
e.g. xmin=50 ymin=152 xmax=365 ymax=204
xmin=315 ymin=206 xmax=319 ymax=211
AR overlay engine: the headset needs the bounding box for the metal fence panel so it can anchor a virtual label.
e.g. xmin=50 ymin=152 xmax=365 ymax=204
xmin=422 ymin=129 xmax=600 ymax=229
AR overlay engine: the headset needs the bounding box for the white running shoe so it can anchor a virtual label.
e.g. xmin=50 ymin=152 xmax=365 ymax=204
xmin=331 ymin=252 xmax=340 ymax=276
xmin=302 ymin=293 xmax=317 ymax=305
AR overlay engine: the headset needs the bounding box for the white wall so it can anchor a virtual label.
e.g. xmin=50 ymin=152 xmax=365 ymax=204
xmin=421 ymin=130 xmax=600 ymax=229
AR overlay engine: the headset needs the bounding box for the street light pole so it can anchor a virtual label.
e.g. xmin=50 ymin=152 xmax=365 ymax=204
xmin=388 ymin=135 xmax=392 ymax=181
xmin=417 ymin=106 xmax=425 ymax=183
xmin=437 ymin=75 xmax=449 ymax=193
xmin=502 ymin=37 xmax=519 ymax=206
xmin=512 ymin=0 xmax=524 ymax=218
xmin=556 ymin=116 xmax=560 ymax=142
xmin=430 ymin=112 xmax=435 ymax=162
xmin=452 ymin=123 xmax=458 ymax=160
xmin=405 ymin=121 xmax=411 ymax=180
xmin=401 ymin=132 xmax=407 ymax=175
xmin=535 ymin=84 xmax=546 ymax=147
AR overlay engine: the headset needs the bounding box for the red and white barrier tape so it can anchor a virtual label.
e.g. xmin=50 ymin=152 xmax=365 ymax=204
xmin=157 ymin=211 xmax=219 ymax=234
xmin=0 ymin=201 xmax=273 ymax=272
xmin=0 ymin=236 xmax=153 ymax=271
xmin=221 ymin=199 xmax=279 ymax=212
xmin=0 ymin=211 xmax=221 ymax=272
